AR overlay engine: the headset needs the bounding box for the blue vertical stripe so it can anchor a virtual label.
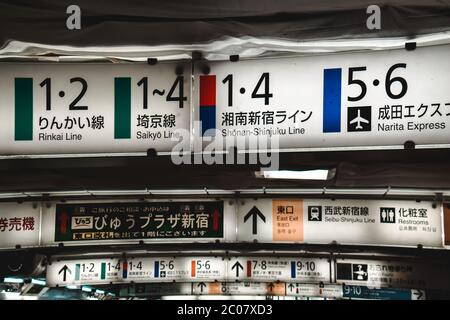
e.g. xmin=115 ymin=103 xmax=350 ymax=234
xmin=122 ymin=262 xmax=128 ymax=279
xmin=200 ymin=107 xmax=216 ymax=136
xmin=323 ymin=68 xmax=342 ymax=133
xmin=291 ymin=261 xmax=296 ymax=278
xmin=154 ymin=261 xmax=160 ymax=278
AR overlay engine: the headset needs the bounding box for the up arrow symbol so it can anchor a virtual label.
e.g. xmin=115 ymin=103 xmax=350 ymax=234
xmin=58 ymin=265 xmax=72 ymax=282
xmin=244 ymin=206 xmax=266 ymax=235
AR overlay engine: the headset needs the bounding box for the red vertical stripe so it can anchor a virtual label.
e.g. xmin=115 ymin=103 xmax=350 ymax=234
xmin=191 ymin=260 xmax=196 ymax=277
xmin=200 ymin=75 xmax=216 ymax=106
xmin=247 ymin=260 xmax=252 ymax=277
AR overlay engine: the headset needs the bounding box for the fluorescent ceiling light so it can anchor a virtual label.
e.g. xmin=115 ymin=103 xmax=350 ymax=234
xmin=4 ymin=277 xmax=24 ymax=284
xmin=31 ymin=279 xmax=46 ymax=286
xmin=95 ymin=289 xmax=105 ymax=294
xmin=66 ymin=285 xmax=79 ymax=290
xmin=257 ymin=169 xmax=331 ymax=180
xmin=82 ymin=286 xmax=92 ymax=293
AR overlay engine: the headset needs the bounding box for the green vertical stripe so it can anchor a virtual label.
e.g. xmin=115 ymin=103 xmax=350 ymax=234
xmin=101 ymin=263 xmax=106 ymax=279
xmin=75 ymin=264 xmax=80 ymax=281
xmin=114 ymin=77 xmax=131 ymax=139
xmin=15 ymin=78 xmax=33 ymax=141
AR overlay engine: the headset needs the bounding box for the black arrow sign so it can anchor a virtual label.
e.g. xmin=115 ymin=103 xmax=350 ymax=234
xmin=197 ymin=282 xmax=207 ymax=293
xmin=58 ymin=265 xmax=71 ymax=282
xmin=244 ymin=206 xmax=266 ymax=235
xmin=287 ymin=283 xmax=295 ymax=292
xmin=231 ymin=261 xmax=244 ymax=277
xmin=413 ymin=289 xmax=424 ymax=300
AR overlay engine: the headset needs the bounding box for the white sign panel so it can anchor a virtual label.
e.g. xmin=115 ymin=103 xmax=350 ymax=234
xmin=47 ymin=256 xmax=227 ymax=286
xmin=195 ymin=44 xmax=450 ymax=151
xmin=335 ymin=259 xmax=450 ymax=290
xmin=237 ymin=199 xmax=443 ymax=247
xmin=0 ymin=62 xmax=190 ymax=155
xmin=46 ymin=258 xmax=122 ymax=286
xmin=191 ymin=282 xmax=273 ymax=296
xmin=286 ymin=283 xmax=343 ymax=298
xmin=123 ymin=282 xmax=343 ymax=297
xmin=47 ymin=256 xmax=329 ymax=286
xmin=0 ymin=202 xmax=40 ymax=249
xmin=227 ymin=257 xmax=330 ymax=283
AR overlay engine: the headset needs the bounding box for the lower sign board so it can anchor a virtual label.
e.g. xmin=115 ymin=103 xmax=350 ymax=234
xmin=120 ymin=282 xmax=343 ymax=298
xmin=285 ymin=283 xmax=343 ymax=298
xmin=237 ymin=199 xmax=443 ymax=247
xmin=343 ymin=285 xmax=425 ymax=300
xmin=335 ymin=259 xmax=450 ymax=290
xmin=47 ymin=256 xmax=227 ymax=286
xmin=46 ymin=256 xmax=330 ymax=286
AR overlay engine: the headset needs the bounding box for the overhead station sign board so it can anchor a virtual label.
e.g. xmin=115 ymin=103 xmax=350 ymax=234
xmin=0 ymin=62 xmax=190 ymax=156
xmin=335 ymin=259 xmax=450 ymax=290
xmin=237 ymin=199 xmax=443 ymax=247
xmin=0 ymin=202 xmax=40 ymax=249
xmin=3 ymin=198 xmax=444 ymax=248
xmin=40 ymin=200 xmax=231 ymax=245
xmin=194 ymin=44 xmax=450 ymax=151
xmin=46 ymin=256 xmax=329 ymax=286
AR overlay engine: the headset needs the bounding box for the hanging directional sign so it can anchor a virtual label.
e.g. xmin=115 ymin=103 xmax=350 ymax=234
xmin=47 ymin=255 xmax=331 ymax=286
xmin=120 ymin=282 xmax=344 ymax=298
xmin=0 ymin=202 xmax=40 ymax=249
xmin=194 ymin=44 xmax=450 ymax=151
xmin=0 ymin=62 xmax=191 ymax=156
xmin=335 ymin=259 xmax=450 ymax=290
xmin=227 ymin=257 xmax=330 ymax=283
xmin=285 ymin=283 xmax=343 ymax=299
xmin=191 ymin=282 xmax=283 ymax=296
xmin=45 ymin=201 xmax=226 ymax=244
xmin=47 ymin=256 xmax=227 ymax=286
xmin=237 ymin=199 xmax=443 ymax=247
xmin=343 ymin=285 xmax=425 ymax=300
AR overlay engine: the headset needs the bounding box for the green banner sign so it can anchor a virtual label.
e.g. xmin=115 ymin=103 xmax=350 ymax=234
xmin=55 ymin=201 xmax=223 ymax=241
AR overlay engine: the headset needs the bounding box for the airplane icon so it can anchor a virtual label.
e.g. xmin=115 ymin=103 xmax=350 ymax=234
xmin=349 ymin=109 xmax=369 ymax=130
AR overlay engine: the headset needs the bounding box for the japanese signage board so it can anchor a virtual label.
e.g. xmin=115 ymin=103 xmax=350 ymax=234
xmin=237 ymin=199 xmax=443 ymax=247
xmin=0 ymin=202 xmax=40 ymax=249
xmin=285 ymin=283 xmax=343 ymax=299
xmin=194 ymin=44 xmax=450 ymax=151
xmin=335 ymin=259 xmax=450 ymax=290
xmin=42 ymin=200 xmax=229 ymax=245
xmin=120 ymin=282 xmax=343 ymax=298
xmin=227 ymin=257 xmax=330 ymax=283
xmin=1 ymin=198 xmax=445 ymax=248
xmin=46 ymin=256 xmax=329 ymax=286
xmin=343 ymin=285 xmax=425 ymax=300
xmin=0 ymin=62 xmax=191 ymax=156
xmin=46 ymin=256 xmax=227 ymax=286
xmin=191 ymin=282 xmax=282 ymax=296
